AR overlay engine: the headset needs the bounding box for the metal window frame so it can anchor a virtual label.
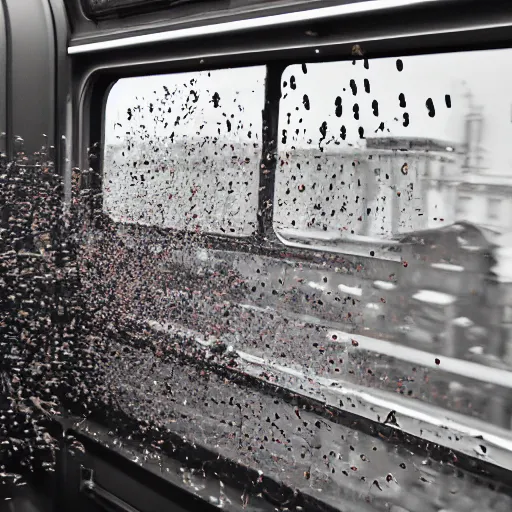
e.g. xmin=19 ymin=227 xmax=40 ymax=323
xmin=67 ymin=0 xmax=512 ymax=482
xmin=70 ymin=0 xmax=445 ymax=54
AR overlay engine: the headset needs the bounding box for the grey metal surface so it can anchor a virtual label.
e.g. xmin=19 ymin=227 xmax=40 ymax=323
xmin=0 ymin=1 xmax=6 ymax=157
xmin=2 ymin=0 xmax=55 ymax=157
xmin=4 ymin=1 xmax=512 ymax=511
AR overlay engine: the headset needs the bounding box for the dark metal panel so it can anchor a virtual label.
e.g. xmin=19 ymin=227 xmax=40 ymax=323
xmin=4 ymin=0 xmax=56 ymax=156
xmin=0 ymin=1 xmax=6 ymax=156
xmin=258 ymin=64 xmax=283 ymax=236
xmin=48 ymin=0 xmax=72 ymax=176
xmin=0 ymin=0 xmax=10 ymax=158
xmin=65 ymin=6 xmax=512 ymax=507
xmin=81 ymin=0 xmax=369 ymax=20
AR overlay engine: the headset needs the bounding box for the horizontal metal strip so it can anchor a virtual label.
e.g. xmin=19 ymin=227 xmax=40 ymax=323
xmin=68 ymin=0 xmax=441 ymax=55
xmin=147 ymin=318 xmax=512 ymax=473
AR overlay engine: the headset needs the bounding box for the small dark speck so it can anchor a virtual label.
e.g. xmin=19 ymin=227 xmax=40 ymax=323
xmin=396 ymin=59 xmax=403 ymax=72
xmin=445 ymin=94 xmax=452 ymax=108
xmin=302 ymin=63 xmax=308 ymax=74
xmin=435 ymin=358 xmax=440 ymax=365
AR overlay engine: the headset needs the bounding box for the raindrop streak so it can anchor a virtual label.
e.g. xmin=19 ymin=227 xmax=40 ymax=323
xmin=349 ymin=79 xmax=357 ymax=96
xmin=396 ymin=59 xmax=404 ymax=71
xmin=364 ymin=78 xmax=371 ymax=93
xmin=445 ymin=94 xmax=452 ymax=108
xmin=303 ymin=94 xmax=310 ymax=110
xmin=335 ymin=97 xmax=343 ymax=117
xmin=372 ymin=100 xmax=379 ymax=117
xmin=426 ymin=98 xmax=436 ymax=117
xmin=399 ymin=93 xmax=406 ymax=108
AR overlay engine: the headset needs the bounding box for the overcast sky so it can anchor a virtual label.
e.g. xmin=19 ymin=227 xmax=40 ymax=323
xmin=105 ymin=66 xmax=266 ymax=146
xmin=105 ymin=47 xmax=512 ymax=175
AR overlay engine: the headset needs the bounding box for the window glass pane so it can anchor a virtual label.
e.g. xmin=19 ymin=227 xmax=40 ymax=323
xmin=103 ymin=66 xmax=265 ymax=236
xmin=272 ymin=49 xmax=512 ymax=429
xmin=276 ymin=50 xmax=512 ymax=254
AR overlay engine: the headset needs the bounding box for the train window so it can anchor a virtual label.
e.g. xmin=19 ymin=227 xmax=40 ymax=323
xmin=275 ymin=49 xmax=512 ymax=255
xmin=103 ymin=66 xmax=265 ymax=236
xmin=0 ymin=1 xmax=5 ymax=156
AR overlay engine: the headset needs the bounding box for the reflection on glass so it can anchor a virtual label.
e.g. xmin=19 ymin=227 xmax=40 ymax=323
xmin=274 ymin=50 xmax=512 ymax=431
xmin=276 ymin=51 xmax=512 ymax=247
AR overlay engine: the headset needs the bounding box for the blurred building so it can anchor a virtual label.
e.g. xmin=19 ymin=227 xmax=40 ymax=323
xmin=455 ymin=174 xmax=512 ymax=233
xmin=365 ymin=136 xmax=460 ymax=236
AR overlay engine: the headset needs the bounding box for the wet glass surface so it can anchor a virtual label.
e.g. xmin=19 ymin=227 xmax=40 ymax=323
xmin=3 ymin=47 xmax=512 ymax=511
xmin=103 ymin=67 xmax=265 ymax=236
